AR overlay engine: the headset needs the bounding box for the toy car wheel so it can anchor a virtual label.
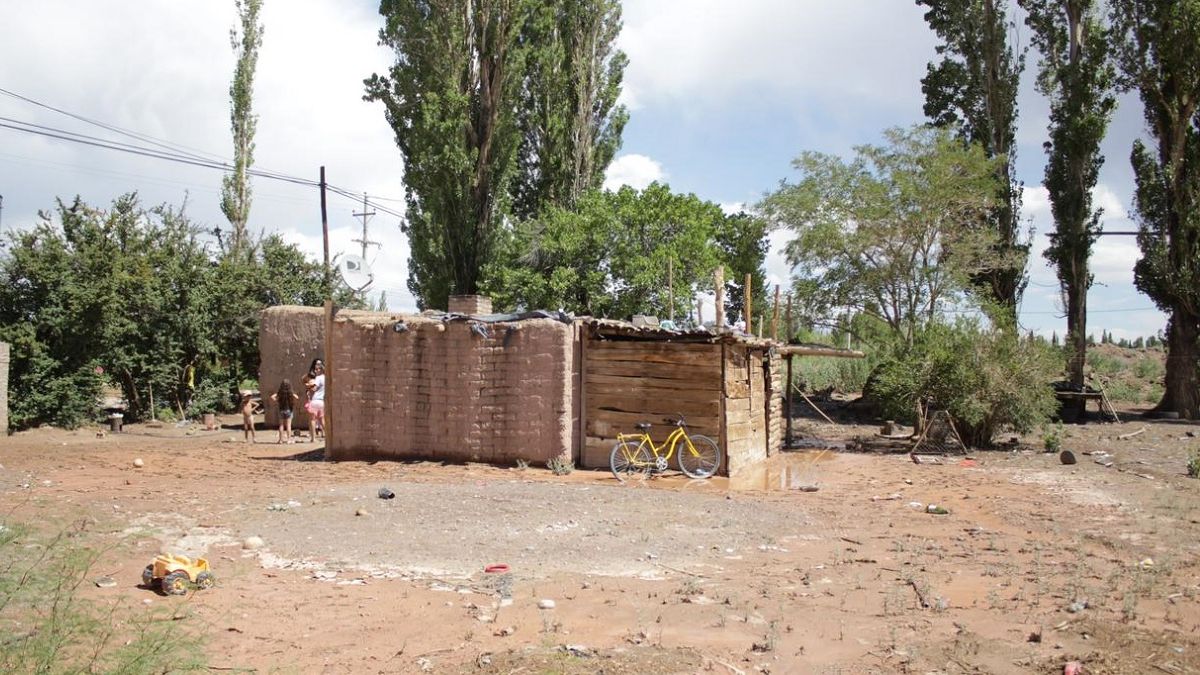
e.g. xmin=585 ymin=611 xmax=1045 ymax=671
xmin=141 ymin=565 xmax=155 ymax=588
xmin=195 ymin=572 xmax=215 ymax=590
xmin=162 ymin=570 xmax=190 ymax=595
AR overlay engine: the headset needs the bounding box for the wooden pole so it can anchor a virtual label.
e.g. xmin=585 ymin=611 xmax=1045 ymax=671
xmin=744 ymin=273 xmax=752 ymax=334
xmin=668 ymin=259 xmax=674 ymax=323
xmin=714 ymin=266 xmax=725 ymax=329
xmin=785 ymin=354 xmax=794 ymax=446
xmin=323 ymin=300 xmax=334 ymax=455
xmin=771 ymin=285 xmax=781 ymax=340
xmin=757 ymin=314 xmax=764 ymax=338
xmin=320 ymin=166 xmax=331 ymax=293
xmin=785 ymin=295 xmax=793 ymax=344
xmin=696 ymin=298 xmax=703 ymax=327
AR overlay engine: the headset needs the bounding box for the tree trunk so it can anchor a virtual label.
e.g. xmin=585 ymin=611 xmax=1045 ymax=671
xmin=1157 ymin=309 xmax=1200 ymax=419
xmin=1064 ymin=273 xmax=1087 ymax=421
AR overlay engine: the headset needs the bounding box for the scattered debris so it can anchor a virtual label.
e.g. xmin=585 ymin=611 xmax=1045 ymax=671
xmin=561 ymin=644 xmax=591 ymax=657
xmin=493 ymin=626 xmax=515 ymax=637
xmin=355 ymin=508 xmax=368 ymax=517
xmin=926 ymin=504 xmax=949 ymax=515
xmin=1064 ymin=661 xmax=1083 ymax=675
xmin=1066 ymin=599 xmax=1089 ymax=614
xmin=378 ymin=488 xmax=395 ymax=500
xmin=1118 ymin=426 xmax=1147 ymax=440
xmin=93 ymin=576 xmax=117 ymax=588
xmin=537 ymin=599 xmax=556 ymax=610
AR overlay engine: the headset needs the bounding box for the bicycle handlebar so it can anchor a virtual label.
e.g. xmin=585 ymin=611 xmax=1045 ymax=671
xmin=663 ymin=415 xmax=687 ymax=427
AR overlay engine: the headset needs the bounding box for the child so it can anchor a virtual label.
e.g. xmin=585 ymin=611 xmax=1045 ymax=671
xmin=304 ymin=359 xmax=326 ymax=443
xmin=270 ymin=380 xmax=300 ymax=444
xmin=239 ymin=392 xmax=259 ymax=444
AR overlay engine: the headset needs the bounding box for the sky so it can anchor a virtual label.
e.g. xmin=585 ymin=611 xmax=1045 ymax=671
xmin=0 ymin=0 xmax=1168 ymax=340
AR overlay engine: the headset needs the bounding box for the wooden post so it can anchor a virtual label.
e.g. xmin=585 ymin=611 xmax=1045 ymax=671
xmin=771 ymin=285 xmax=781 ymax=340
xmin=696 ymin=298 xmax=703 ymax=327
xmin=785 ymin=354 xmax=794 ymax=447
xmin=744 ymin=273 xmax=752 ymax=334
xmin=148 ymin=381 xmax=155 ymax=421
xmin=667 ymin=258 xmax=674 ymax=323
xmin=714 ymin=266 xmax=725 ymax=329
xmin=323 ymin=299 xmax=334 ymax=455
xmin=785 ymin=295 xmax=793 ymax=344
xmin=757 ymin=314 xmax=764 ymax=338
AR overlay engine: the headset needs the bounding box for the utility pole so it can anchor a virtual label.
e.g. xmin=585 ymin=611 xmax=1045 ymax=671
xmin=320 ymin=166 xmax=330 ymax=291
xmin=352 ymin=193 xmax=380 ymax=261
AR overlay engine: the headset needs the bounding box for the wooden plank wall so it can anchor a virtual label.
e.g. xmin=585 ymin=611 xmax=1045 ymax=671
xmin=581 ymin=339 xmax=724 ymax=469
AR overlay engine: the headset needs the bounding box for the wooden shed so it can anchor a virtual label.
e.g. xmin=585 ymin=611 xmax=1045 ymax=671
xmin=578 ymin=320 xmax=784 ymax=477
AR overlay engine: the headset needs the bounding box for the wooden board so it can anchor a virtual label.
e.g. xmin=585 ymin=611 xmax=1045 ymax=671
xmin=586 ymin=381 xmax=722 ymax=405
xmin=585 ymin=373 xmax=722 ymax=392
xmin=586 ymin=359 xmax=722 ymax=380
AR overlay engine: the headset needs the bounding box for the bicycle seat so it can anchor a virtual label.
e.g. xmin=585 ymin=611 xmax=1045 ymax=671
xmin=634 ymin=422 xmax=652 ymax=431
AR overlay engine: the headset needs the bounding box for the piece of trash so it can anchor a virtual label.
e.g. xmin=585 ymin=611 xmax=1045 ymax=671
xmin=1095 ymin=459 xmax=1114 ymax=468
xmin=132 ymin=458 xmax=144 ymax=468
xmin=1059 ymin=450 xmax=1076 ymax=465
xmin=1064 ymin=661 xmax=1083 ymax=675
xmin=959 ymin=459 xmax=977 ymax=468
xmin=378 ymin=488 xmax=395 ymax=500
xmin=1066 ymin=599 xmax=1088 ymax=613
xmin=355 ymin=508 xmax=368 ymax=517
xmin=562 ymin=644 xmax=591 ymax=657
xmin=1139 ymin=558 xmax=1155 ymax=568
xmin=926 ymin=504 xmax=949 ymax=515
xmin=93 ymin=576 xmax=117 ymax=588
xmin=242 ymin=536 xmax=264 ymax=550
xmin=872 ymin=493 xmax=902 ymax=501
xmin=537 ymin=599 xmax=556 ymax=610
xmin=796 ymin=485 xmax=820 ymax=492
xmin=494 ymin=626 xmax=515 ymax=637
xmin=908 ymin=501 xmax=924 ymax=509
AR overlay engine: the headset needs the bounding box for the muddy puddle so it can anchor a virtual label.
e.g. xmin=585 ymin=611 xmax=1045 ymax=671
xmin=729 ymin=450 xmax=837 ymax=492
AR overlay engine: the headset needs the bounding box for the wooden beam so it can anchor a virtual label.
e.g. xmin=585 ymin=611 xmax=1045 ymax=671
xmin=771 ymin=285 xmax=781 ymax=340
xmin=744 ymin=273 xmax=752 ymax=333
xmin=714 ymin=266 xmax=725 ymax=329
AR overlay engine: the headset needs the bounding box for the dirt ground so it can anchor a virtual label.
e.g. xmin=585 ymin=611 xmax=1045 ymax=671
xmin=2 ymin=408 xmax=1199 ymax=674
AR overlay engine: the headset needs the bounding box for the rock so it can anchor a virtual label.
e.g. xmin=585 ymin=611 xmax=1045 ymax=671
xmin=242 ymin=536 xmax=264 ymax=550
xmin=132 ymin=458 xmax=144 ymax=468
xmin=537 ymin=599 xmax=556 ymax=610
xmin=494 ymin=626 xmax=516 ymax=637
xmin=1066 ymin=599 xmax=1088 ymax=613
xmin=93 ymin=576 xmax=117 ymax=588
xmin=1059 ymin=450 xmax=1076 ymax=465
xmin=355 ymin=508 xmax=368 ymax=517
xmin=1139 ymin=557 xmax=1155 ymax=567
xmin=378 ymin=488 xmax=395 ymax=500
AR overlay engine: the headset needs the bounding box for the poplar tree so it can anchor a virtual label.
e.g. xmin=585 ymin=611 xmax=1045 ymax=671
xmin=511 ymin=0 xmax=628 ymax=219
xmin=220 ymin=0 xmax=264 ymax=253
xmin=367 ymin=0 xmax=532 ymax=309
xmin=1020 ymin=0 xmax=1116 ymax=414
xmin=1111 ymin=0 xmax=1200 ymax=418
xmin=917 ymin=0 xmax=1028 ymax=319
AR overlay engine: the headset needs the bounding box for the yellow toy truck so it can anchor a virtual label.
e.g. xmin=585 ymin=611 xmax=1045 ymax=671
xmin=141 ymin=553 xmax=215 ymax=595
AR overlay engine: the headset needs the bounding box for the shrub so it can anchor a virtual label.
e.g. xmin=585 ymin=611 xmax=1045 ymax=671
xmin=1089 ymin=352 xmax=1124 ymax=376
xmin=0 ymin=521 xmax=206 ymax=672
xmin=1132 ymin=357 xmax=1164 ymax=381
xmin=868 ymin=319 xmax=1059 ymax=447
xmin=1042 ymin=423 xmax=1064 ymax=453
xmin=1188 ymin=449 xmax=1200 ymax=478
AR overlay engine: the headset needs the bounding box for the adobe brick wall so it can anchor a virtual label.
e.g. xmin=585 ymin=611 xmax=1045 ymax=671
xmin=259 ymin=306 xmax=325 ymax=429
xmin=448 ymin=295 xmax=493 ymax=315
xmin=0 ymin=342 xmax=9 ymax=433
xmin=327 ymin=311 xmax=577 ymax=465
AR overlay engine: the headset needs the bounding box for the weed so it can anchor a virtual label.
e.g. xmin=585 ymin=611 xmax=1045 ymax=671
xmin=515 ymin=458 xmax=529 ymax=471
xmin=547 ymin=453 xmax=573 ymax=476
xmin=1042 ymin=422 xmax=1064 ymax=453
xmin=1187 ymin=448 xmax=1200 ymax=478
xmin=0 ymin=520 xmax=206 ymax=673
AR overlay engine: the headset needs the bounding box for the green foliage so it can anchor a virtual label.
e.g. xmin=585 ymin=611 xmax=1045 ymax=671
xmin=220 ymin=0 xmax=264 ymax=251
xmin=1132 ymin=356 xmax=1164 ymax=380
xmin=0 ymin=195 xmax=345 ymax=430
xmin=868 ymin=319 xmax=1059 ymax=447
xmin=761 ymin=125 xmax=1005 ymax=344
xmin=367 ymin=0 xmax=534 ymax=309
xmin=715 ymin=212 xmax=769 ymax=326
xmin=917 ymin=0 xmax=1029 ymax=315
xmin=0 ymin=521 xmax=206 ymax=672
xmin=1089 ymin=352 xmax=1124 ymax=376
xmin=1187 ymin=447 xmax=1200 ymax=478
xmin=1111 ymin=0 xmax=1200 ymax=418
xmin=1042 ymin=422 xmax=1064 ymax=452
xmin=484 ymin=184 xmax=738 ymax=319
xmin=511 ymin=0 xmax=627 ymax=220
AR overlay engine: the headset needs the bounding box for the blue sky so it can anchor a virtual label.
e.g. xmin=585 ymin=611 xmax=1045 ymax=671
xmin=0 ymin=0 xmax=1167 ymax=340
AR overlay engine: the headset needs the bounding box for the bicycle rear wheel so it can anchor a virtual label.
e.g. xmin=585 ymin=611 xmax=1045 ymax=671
xmin=610 ymin=439 xmax=653 ymax=482
xmin=678 ymin=433 xmax=721 ymax=478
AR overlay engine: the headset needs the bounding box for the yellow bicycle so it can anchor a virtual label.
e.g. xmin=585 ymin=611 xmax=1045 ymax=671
xmin=609 ymin=415 xmax=722 ymax=481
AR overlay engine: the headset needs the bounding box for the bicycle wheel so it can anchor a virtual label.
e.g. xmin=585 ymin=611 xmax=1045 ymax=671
xmin=678 ymin=433 xmax=721 ymax=478
xmin=610 ymin=439 xmax=653 ymax=482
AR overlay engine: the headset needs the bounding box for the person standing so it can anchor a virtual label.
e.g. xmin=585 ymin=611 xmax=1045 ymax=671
xmin=305 ymin=358 xmax=326 ymax=443
xmin=271 ymin=380 xmax=300 ymax=444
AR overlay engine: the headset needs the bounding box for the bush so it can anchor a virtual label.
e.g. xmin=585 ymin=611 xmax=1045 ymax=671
xmin=1132 ymin=357 xmax=1164 ymax=381
xmin=867 ymin=319 xmax=1060 ymax=447
xmin=1089 ymin=352 xmax=1124 ymax=376
xmin=0 ymin=521 xmax=206 ymax=672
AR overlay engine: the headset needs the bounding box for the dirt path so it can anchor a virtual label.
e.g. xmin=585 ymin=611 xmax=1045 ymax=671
xmin=2 ymin=413 xmax=1199 ymax=673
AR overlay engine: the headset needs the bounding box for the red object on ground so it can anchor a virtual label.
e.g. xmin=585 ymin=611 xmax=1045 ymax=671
xmin=959 ymin=459 xmax=977 ymax=468
xmin=1064 ymin=661 xmax=1083 ymax=675
xmin=484 ymin=564 xmax=510 ymax=574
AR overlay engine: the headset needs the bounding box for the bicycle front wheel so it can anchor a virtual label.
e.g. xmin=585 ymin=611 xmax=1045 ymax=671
xmin=610 ymin=439 xmax=652 ymax=482
xmin=678 ymin=433 xmax=721 ymax=478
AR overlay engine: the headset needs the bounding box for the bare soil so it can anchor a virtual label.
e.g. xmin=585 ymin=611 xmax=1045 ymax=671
xmin=1 ymin=411 xmax=1198 ymax=674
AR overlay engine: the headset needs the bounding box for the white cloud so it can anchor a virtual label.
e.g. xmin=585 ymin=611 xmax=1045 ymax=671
xmin=602 ymin=153 xmax=665 ymax=191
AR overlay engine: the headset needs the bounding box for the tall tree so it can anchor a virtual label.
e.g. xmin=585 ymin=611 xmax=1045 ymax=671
xmin=510 ymin=0 xmax=628 ymax=219
xmin=917 ymin=0 xmax=1028 ymax=318
xmin=220 ymin=0 xmax=264 ymax=252
xmin=1111 ymin=0 xmax=1200 ymax=418
xmin=761 ymin=126 xmax=1004 ymax=345
xmin=366 ymin=0 xmax=532 ymax=310
xmin=1020 ymin=0 xmax=1116 ymax=417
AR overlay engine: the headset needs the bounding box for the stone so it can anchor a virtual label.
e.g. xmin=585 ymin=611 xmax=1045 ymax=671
xmin=132 ymin=458 xmax=144 ymax=468
xmin=93 ymin=576 xmax=117 ymax=588
xmin=537 ymin=599 xmax=556 ymax=610
xmin=355 ymin=508 xmax=368 ymax=517
xmin=242 ymin=536 xmax=264 ymax=550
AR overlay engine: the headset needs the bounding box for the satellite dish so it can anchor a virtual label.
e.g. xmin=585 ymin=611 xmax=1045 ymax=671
xmin=338 ymin=254 xmax=374 ymax=291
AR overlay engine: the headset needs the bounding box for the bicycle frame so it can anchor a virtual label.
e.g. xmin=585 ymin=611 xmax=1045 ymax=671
xmin=617 ymin=424 xmax=694 ymax=462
